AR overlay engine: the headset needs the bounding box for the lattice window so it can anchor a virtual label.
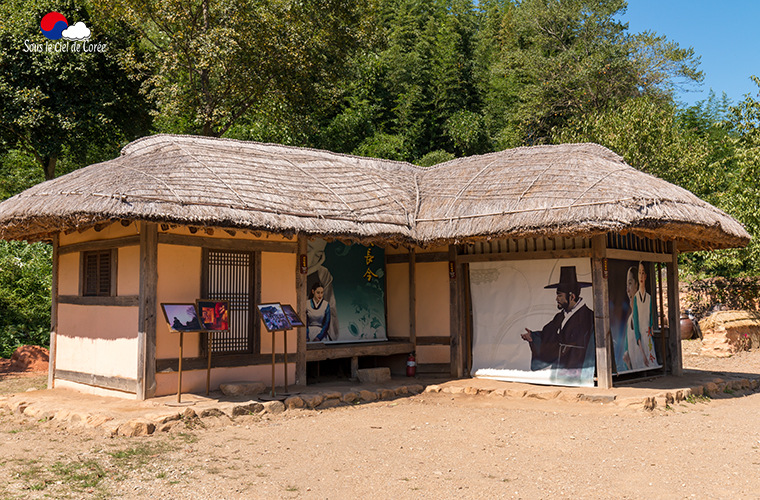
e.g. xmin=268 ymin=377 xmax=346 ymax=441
xmin=81 ymin=250 xmax=116 ymax=296
xmin=203 ymin=250 xmax=255 ymax=354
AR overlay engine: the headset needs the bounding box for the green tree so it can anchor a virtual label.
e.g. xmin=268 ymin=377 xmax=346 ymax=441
xmin=0 ymin=241 xmax=52 ymax=357
xmin=314 ymin=0 xmax=483 ymax=162
xmin=96 ymin=0 xmax=371 ymax=137
xmin=0 ymin=0 xmax=152 ymax=180
xmin=477 ymin=0 xmax=702 ymax=146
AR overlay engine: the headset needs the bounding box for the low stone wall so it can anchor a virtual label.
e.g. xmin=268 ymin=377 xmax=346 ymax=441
xmin=698 ymin=310 xmax=760 ymax=357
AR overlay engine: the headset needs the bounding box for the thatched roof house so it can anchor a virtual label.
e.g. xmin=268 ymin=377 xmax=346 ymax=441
xmin=0 ymin=135 xmax=748 ymax=249
xmin=0 ymin=134 xmax=749 ymax=398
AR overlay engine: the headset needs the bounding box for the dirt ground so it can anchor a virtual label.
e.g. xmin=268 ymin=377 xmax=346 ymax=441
xmin=1 ymin=340 xmax=760 ymax=499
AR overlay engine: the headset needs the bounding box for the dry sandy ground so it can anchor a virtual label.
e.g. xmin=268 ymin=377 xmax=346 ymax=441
xmin=1 ymin=341 xmax=759 ymax=499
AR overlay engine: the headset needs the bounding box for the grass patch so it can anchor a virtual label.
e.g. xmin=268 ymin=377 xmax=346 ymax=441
xmin=51 ymin=459 xmax=106 ymax=489
xmin=685 ymin=394 xmax=711 ymax=404
xmin=108 ymin=441 xmax=173 ymax=468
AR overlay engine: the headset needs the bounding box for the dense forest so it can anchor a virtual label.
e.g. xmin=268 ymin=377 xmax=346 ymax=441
xmin=0 ymin=0 xmax=758 ymax=354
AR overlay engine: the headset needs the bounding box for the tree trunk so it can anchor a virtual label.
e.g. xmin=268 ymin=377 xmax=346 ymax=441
xmin=43 ymin=155 xmax=58 ymax=181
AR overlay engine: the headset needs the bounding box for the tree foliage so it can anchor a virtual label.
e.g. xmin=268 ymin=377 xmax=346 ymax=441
xmin=0 ymin=0 xmax=152 ymax=180
xmin=0 ymin=241 xmax=52 ymax=357
xmin=95 ymin=0 xmax=372 ymax=137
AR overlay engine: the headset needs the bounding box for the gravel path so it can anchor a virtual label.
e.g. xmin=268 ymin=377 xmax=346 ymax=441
xmin=1 ymin=342 xmax=759 ymax=499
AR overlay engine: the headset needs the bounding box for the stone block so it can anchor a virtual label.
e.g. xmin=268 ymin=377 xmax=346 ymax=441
xmin=200 ymin=408 xmax=226 ymax=418
xmin=157 ymin=413 xmax=181 ymax=425
xmin=302 ymin=394 xmax=324 ymax=409
xmin=262 ymin=401 xmax=285 ymax=414
xmin=505 ymin=389 xmax=527 ymax=398
xmin=379 ymin=389 xmax=396 ymax=400
xmin=118 ymin=419 xmax=155 ymax=437
xmin=317 ymin=399 xmax=342 ymax=409
xmin=359 ymin=390 xmax=377 ymax=402
xmin=357 ymin=367 xmax=391 ymax=384
xmin=578 ymin=394 xmax=616 ymax=404
xmin=394 ymin=386 xmax=409 ymax=396
xmin=407 ymin=384 xmax=424 ymax=394
xmin=285 ymin=396 xmax=305 ymax=409
xmin=342 ymin=392 xmax=358 ymax=404
xmin=526 ymin=390 xmax=561 ymax=400
xmin=219 ymin=381 xmax=266 ymax=397
xmin=232 ymin=402 xmax=264 ymax=416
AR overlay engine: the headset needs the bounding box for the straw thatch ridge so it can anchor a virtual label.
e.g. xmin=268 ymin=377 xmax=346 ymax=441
xmin=0 ymin=134 xmax=749 ymax=251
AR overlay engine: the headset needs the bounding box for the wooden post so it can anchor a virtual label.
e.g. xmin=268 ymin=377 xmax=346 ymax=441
xmin=137 ymin=222 xmax=158 ymax=400
xmin=206 ymin=331 xmax=213 ymax=395
xmin=591 ymin=235 xmax=612 ymax=389
xmin=448 ymin=244 xmax=463 ymax=378
xmin=667 ymin=242 xmax=683 ymax=376
xmin=270 ymin=330 xmax=276 ymax=397
xmin=409 ymin=247 xmax=416 ymax=347
xmin=48 ymin=234 xmax=59 ymax=389
xmin=177 ymin=331 xmax=184 ymax=403
xmin=296 ymin=236 xmax=307 ymax=385
xmin=283 ymin=328 xmax=288 ymax=392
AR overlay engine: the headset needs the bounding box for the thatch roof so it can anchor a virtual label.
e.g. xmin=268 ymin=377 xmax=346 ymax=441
xmin=0 ymin=135 xmax=749 ymax=251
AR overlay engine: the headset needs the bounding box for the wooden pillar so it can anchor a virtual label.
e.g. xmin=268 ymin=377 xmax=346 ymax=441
xmin=449 ymin=244 xmax=464 ymax=378
xmin=48 ymin=234 xmax=59 ymax=389
xmin=458 ymin=260 xmax=471 ymax=376
xmin=667 ymin=242 xmax=683 ymax=376
xmin=591 ymin=235 xmax=612 ymax=389
xmin=409 ymin=247 xmax=416 ymax=347
xmin=137 ymin=222 xmax=158 ymax=400
xmin=296 ymin=235 xmax=307 ymax=385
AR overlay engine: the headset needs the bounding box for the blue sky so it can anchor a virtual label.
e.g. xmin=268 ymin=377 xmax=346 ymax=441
xmin=622 ymin=1 xmax=760 ymax=107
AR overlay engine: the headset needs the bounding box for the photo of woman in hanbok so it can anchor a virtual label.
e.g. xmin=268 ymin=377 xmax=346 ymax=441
xmin=622 ymin=266 xmax=648 ymax=371
xmin=635 ymin=261 xmax=658 ymax=367
xmin=306 ymin=281 xmax=332 ymax=342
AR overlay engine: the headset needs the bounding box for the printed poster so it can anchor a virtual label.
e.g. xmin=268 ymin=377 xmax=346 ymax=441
xmin=609 ymin=260 xmax=661 ymax=374
xmin=306 ymin=239 xmax=386 ymax=343
xmin=469 ymin=259 xmax=596 ymax=387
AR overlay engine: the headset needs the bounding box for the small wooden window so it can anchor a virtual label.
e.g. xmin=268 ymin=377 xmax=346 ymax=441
xmin=81 ymin=249 xmax=116 ymax=296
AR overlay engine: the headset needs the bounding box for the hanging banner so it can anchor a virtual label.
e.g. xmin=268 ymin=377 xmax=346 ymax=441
xmin=469 ymin=258 xmax=596 ymax=387
xmin=306 ymin=239 xmax=387 ymax=343
xmin=609 ymin=260 xmax=661 ymax=374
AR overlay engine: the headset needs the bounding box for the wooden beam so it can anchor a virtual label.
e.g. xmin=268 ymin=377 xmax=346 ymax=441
xmin=296 ymin=236 xmax=307 ymax=385
xmin=58 ymin=235 xmax=141 ymax=255
xmin=137 ymin=222 xmax=158 ymax=400
xmin=58 ymin=295 xmax=140 ymax=307
xmin=591 ymin=235 xmax=613 ymax=389
xmin=667 ymin=243 xmax=683 ymax=376
xmin=156 ymin=353 xmax=292 ymax=372
xmin=415 ymin=336 xmax=451 ymax=346
xmin=386 ymin=251 xmax=449 ymax=264
xmin=409 ymin=248 xmax=417 ymax=347
xmin=305 ymin=341 xmax=414 ymax=362
xmin=605 ymin=248 xmax=671 ymax=263
xmin=458 ymin=248 xmax=592 ymax=263
xmin=56 ymin=369 xmax=137 ymax=394
xmin=157 ymin=232 xmax=296 ymax=253
xmin=48 ymin=234 xmax=59 ymax=389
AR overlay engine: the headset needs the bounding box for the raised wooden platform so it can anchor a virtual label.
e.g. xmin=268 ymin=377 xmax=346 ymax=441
xmin=306 ymin=341 xmax=414 ymax=379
